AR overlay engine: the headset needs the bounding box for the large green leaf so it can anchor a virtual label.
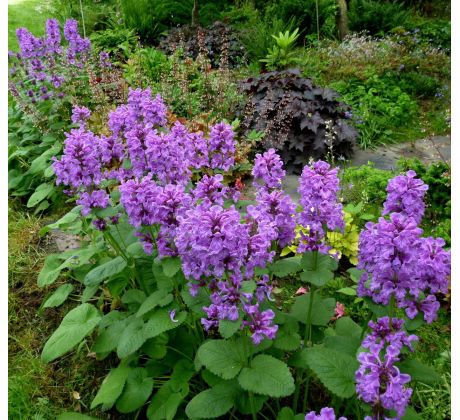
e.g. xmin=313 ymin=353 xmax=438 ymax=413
xmin=397 ymin=359 xmax=441 ymax=385
xmin=290 ymin=293 xmax=335 ymax=326
xmin=161 ymin=257 xmax=182 ymax=278
xmin=42 ymin=284 xmax=74 ymax=309
xmin=27 ymin=183 xmax=53 ymax=207
xmin=116 ymin=367 xmax=154 ymax=413
xmin=238 ymin=354 xmax=295 ymax=397
xmin=136 ymin=290 xmax=172 ymax=318
xmin=84 ymin=256 xmax=127 ymax=287
xmin=196 ymin=339 xmax=246 ymax=380
xmin=324 ymin=317 xmax=362 ymax=356
xmin=270 ymin=256 xmax=302 ymax=278
xmin=42 ymin=304 xmax=101 ymax=363
xmin=57 ymin=413 xmax=99 ymax=420
xmin=300 ymin=252 xmax=337 ymax=287
xmin=117 ymin=317 xmax=147 ymax=358
xmin=143 ymin=308 xmax=187 ymax=339
xmin=92 ymin=318 xmax=127 ymax=355
xmin=185 ymin=382 xmax=237 ymax=419
xmin=91 ymin=365 xmax=131 ymax=410
xmin=304 ymin=347 xmax=358 ymax=398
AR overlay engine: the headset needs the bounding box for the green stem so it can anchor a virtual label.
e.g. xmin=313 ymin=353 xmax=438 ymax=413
xmin=249 ymin=392 xmax=258 ymax=420
xmin=302 ymin=371 xmax=311 ymax=413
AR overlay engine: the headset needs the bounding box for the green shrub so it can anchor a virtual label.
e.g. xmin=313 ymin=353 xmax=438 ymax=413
xmin=331 ymin=74 xmax=419 ymax=148
xmin=260 ymin=28 xmax=301 ymax=70
xmin=90 ymin=25 xmax=139 ymax=61
xmin=349 ymin=0 xmax=410 ymax=35
xmin=396 ymin=71 xmax=442 ymax=98
xmin=340 ymin=163 xmax=394 ymax=216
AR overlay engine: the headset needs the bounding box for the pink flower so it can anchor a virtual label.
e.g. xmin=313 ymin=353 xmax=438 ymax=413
xmin=333 ymin=302 xmax=345 ymax=319
xmin=295 ymin=287 xmax=308 ymax=296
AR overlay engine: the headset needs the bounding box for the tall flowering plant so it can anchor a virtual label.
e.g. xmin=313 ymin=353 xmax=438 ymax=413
xmin=37 ymin=92 xmax=450 ymax=419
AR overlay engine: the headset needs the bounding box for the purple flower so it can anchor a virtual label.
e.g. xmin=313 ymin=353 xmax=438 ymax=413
xmin=92 ymin=218 xmax=107 ymax=231
xmin=357 ymin=213 xmax=450 ymax=323
xmin=45 ymin=19 xmax=61 ymax=54
xmin=76 ymin=189 xmax=110 ymax=216
xmin=71 ymin=105 xmax=91 ymax=126
xmin=192 ymin=174 xmax=229 ymax=207
xmin=297 ymin=161 xmax=344 ymax=253
xmin=242 ymin=304 xmax=278 ymax=344
xmin=208 ymin=122 xmax=236 ymax=171
xmin=382 ymin=170 xmax=428 ymax=224
xmin=99 ymin=51 xmax=111 ymax=68
xmin=176 ymin=205 xmax=250 ymax=280
xmin=64 ymin=19 xmax=91 ymax=63
xmin=52 ymin=127 xmax=102 ymax=189
xmin=252 ymin=148 xmax=286 ymax=190
xmin=305 ymin=407 xmax=347 ymax=420
xmin=248 ymin=189 xmax=296 ymax=247
xmin=356 ymin=317 xmax=416 ymax=418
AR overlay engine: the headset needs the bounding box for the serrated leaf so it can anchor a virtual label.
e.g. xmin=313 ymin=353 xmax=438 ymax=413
xmin=270 ymin=256 xmax=302 ymax=277
xmin=142 ymin=334 xmax=168 ymax=359
xmin=277 ymin=407 xmax=295 ymax=420
xmin=43 ymin=284 xmax=74 ymax=308
xmin=42 ymin=304 xmax=101 ymax=363
xmin=300 ymin=252 xmax=337 ymax=286
xmin=91 ymin=365 xmax=131 ymax=410
xmin=304 ymin=347 xmax=358 ymax=398
xmin=219 ymin=318 xmax=242 ymax=339
xmin=335 ymin=317 xmax=362 ymax=337
xmin=185 ymin=382 xmax=237 ymax=418
xmin=143 ymin=308 xmax=186 ymax=339
xmin=117 ymin=317 xmax=147 ymax=358
xmin=136 ymin=290 xmax=171 ymax=318
xmin=238 ymin=354 xmax=295 ymax=397
xmin=84 ymin=256 xmax=127 ymax=287
xmin=300 ymin=269 xmax=334 ymax=286
xmin=196 ymin=340 xmax=246 ymax=380
xmin=116 ymin=367 xmax=154 ymax=413
xmin=397 ymin=359 xmax=441 ymax=384
xmin=161 ymin=257 xmax=181 ymax=278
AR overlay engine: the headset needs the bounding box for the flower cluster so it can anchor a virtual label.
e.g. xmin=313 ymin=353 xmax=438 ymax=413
xmin=356 ymin=317 xmax=418 ymax=419
xmin=297 ymin=160 xmax=344 ymax=253
xmin=358 ymin=171 xmax=450 ymax=323
xmin=305 ymin=407 xmax=347 ymax=420
xmin=382 ymin=170 xmax=428 ymax=224
xmin=252 ymin=148 xmax=286 ymax=190
xmin=9 ymin=19 xmax=112 ymax=106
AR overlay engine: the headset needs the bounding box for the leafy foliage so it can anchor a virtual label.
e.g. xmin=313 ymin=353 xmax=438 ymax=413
xmin=239 ymin=69 xmax=357 ymax=172
xmin=261 ymin=28 xmax=300 ymax=70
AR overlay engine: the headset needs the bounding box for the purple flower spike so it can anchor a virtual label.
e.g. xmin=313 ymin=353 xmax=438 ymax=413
xmin=71 ymin=105 xmax=91 ymax=126
xmin=383 ymin=170 xmax=428 ymax=224
xmin=297 ymin=160 xmax=344 ymax=253
xmin=305 ymin=407 xmax=347 ymax=420
xmin=208 ymin=122 xmax=236 ymax=171
xmin=252 ymin=148 xmax=286 ymax=191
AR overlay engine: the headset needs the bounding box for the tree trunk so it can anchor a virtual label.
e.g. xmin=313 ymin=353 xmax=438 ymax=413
xmin=336 ymin=0 xmax=349 ymax=41
xmin=192 ymin=0 xmax=199 ymax=27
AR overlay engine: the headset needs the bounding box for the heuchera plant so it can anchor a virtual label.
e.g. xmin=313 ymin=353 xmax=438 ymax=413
xmin=37 ymin=90 xmax=450 ymax=419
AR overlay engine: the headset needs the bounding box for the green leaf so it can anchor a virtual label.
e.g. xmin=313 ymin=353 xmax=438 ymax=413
xmin=117 ymin=317 xmax=147 ymax=358
xmin=92 ymin=319 xmax=127 ymax=355
xmin=270 ymin=256 xmax=302 ymax=278
xmin=273 ymin=320 xmax=301 ymax=351
xmin=277 ymin=407 xmax=296 ymax=420
xmin=143 ymin=308 xmax=187 ymax=339
xmin=337 ymin=287 xmax=356 ymax=296
xmin=116 ymin=367 xmax=154 ymax=413
xmin=397 ymin=359 xmax=441 ymax=384
xmin=84 ymin=256 xmax=127 ymax=287
xmin=91 ymin=365 xmax=131 ymax=410
xmin=405 ymin=313 xmax=425 ymax=331
xmin=142 ymin=334 xmax=168 ymax=359
xmin=42 ymin=304 xmax=101 ymax=363
xmin=57 ymin=413 xmax=99 ymax=420
xmin=364 ymin=297 xmax=389 ymax=317
xmin=161 ymin=257 xmax=181 ymax=278
xmin=185 ymin=382 xmax=236 ymax=419
xmin=402 ymin=406 xmax=423 ymax=420
xmin=300 ymin=252 xmax=337 ymax=286
xmin=136 ymin=290 xmax=171 ymax=318
xmin=238 ymin=354 xmax=295 ymax=397
xmin=196 ymin=340 xmax=246 ymax=380
xmin=27 ymin=183 xmax=53 ymax=207
xmin=291 ymin=293 xmax=335 ymax=326
xmin=335 ymin=316 xmax=362 ymax=337
xmin=304 ymin=347 xmax=358 ymax=398
xmin=234 ymin=391 xmax=267 ymax=415
xmin=43 ymin=284 xmax=74 ymax=308
xmin=219 ymin=318 xmax=242 ymax=339
xmin=181 ymin=287 xmax=209 ymax=316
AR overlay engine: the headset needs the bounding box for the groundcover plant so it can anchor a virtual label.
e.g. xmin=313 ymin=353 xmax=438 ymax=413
xmin=34 ymin=87 xmax=450 ymax=419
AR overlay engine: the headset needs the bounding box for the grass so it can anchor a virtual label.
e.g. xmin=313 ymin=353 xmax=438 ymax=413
xmin=8 ymin=204 xmax=110 ymax=419
xmin=8 ymin=0 xmax=55 ymax=51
